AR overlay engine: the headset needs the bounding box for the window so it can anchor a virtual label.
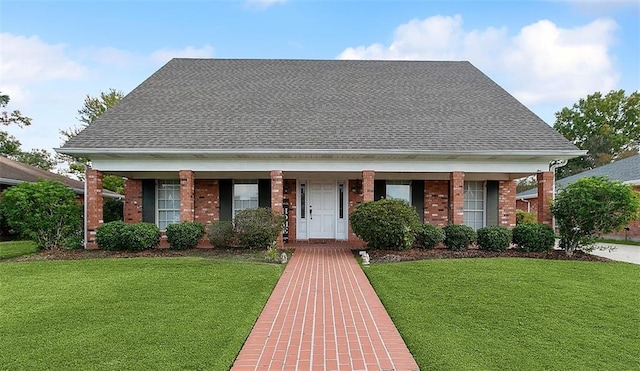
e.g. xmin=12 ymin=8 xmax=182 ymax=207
xmin=157 ymin=179 xmax=181 ymax=230
xmin=386 ymin=180 xmax=411 ymax=204
xmin=300 ymin=183 xmax=306 ymax=219
xmin=338 ymin=183 xmax=345 ymax=219
xmin=233 ymin=180 xmax=259 ymax=216
xmin=464 ymin=181 xmax=485 ymax=230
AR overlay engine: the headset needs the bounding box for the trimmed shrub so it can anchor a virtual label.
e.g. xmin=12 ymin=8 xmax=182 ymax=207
xmin=477 ymin=226 xmax=511 ymax=252
xmin=234 ymin=208 xmax=285 ymax=249
xmin=443 ymin=224 xmax=476 ymax=251
xmin=414 ymin=224 xmax=445 ymax=249
xmin=350 ymin=198 xmax=421 ymax=250
xmin=166 ymin=222 xmax=205 ymax=250
xmin=516 ymin=210 xmax=537 ymax=225
xmin=208 ymin=221 xmax=235 ymax=248
xmin=96 ymin=221 xmax=128 ymax=250
xmin=97 ymin=221 xmax=160 ymax=251
xmin=129 ymin=223 xmax=161 ymax=251
xmin=512 ymin=223 xmax=555 ymax=252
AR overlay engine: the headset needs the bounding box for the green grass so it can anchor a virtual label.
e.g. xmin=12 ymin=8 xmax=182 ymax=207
xmin=0 ymin=240 xmax=38 ymax=259
xmin=0 ymin=257 xmax=283 ymax=370
xmin=365 ymin=258 xmax=640 ymax=371
xmin=597 ymin=238 xmax=640 ymax=246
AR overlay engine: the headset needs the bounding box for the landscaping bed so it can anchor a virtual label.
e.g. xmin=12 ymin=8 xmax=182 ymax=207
xmin=4 ymin=246 xmax=281 ymax=262
xmin=365 ymin=246 xmax=611 ymax=263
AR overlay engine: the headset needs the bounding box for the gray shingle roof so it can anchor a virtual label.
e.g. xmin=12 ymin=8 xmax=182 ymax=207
xmin=61 ymin=58 xmax=578 ymax=153
xmin=517 ymin=154 xmax=640 ymax=198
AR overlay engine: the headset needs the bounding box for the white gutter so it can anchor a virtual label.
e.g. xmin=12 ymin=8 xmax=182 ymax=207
xmin=56 ymin=147 xmax=587 ymax=158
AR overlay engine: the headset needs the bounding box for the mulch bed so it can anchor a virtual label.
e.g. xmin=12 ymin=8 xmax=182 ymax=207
xmin=6 ymin=246 xmax=609 ymax=263
xmin=365 ymin=247 xmax=611 ymax=263
xmin=4 ymin=247 xmax=268 ymax=262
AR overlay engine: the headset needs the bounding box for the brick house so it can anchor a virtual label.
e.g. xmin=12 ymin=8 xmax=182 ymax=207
xmin=517 ymin=154 xmax=640 ymax=241
xmin=57 ymin=59 xmax=583 ymax=249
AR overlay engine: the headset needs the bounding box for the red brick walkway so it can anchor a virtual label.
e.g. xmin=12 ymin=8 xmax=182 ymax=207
xmin=231 ymin=245 xmax=419 ymax=371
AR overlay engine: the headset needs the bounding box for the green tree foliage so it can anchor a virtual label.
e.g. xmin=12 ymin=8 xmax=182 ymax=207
xmin=0 ymin=92 xmax=55 ymax=170
xmin=554 ymin=90 xmax=639 ymax=178
xmin=59 ymin=89 xmax=125 ymax=193
xmin=552 ymin=176 xmax=640 ymax=256
xmin=516 ymin=176 xmax=537 ymax=193
xmin=0 ymin=180 xmax=82 ymax=249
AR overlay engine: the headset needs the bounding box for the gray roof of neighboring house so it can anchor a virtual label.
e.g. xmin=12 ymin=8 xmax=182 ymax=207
xmin=60 ymin=58 xmax=578 ymax=154
xmin=0 ymin=156 xmax=122 ymax=199
xmin=517 ymin=154 xmax=640 ymax=198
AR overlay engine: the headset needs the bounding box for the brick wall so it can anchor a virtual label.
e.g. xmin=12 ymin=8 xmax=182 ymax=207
xmin=605 ymin=186 xmax=640 ymax=241
xmin=516 ymin=198 xmax=538 ymax=214
xmin=283 ymin=179 xmax=297 ymax=244
xmin=179 ymin=170 xmax=195 ymax=222
xmin=424 ymin=180 xmax=449 ymax=227
xmin=362 ymin=170 xmax=375 ymax=202
xmin=124 ymin=178 xmax=143 ymax=224
xmin=537 ymin=171 xmax=554 ymax=226
xmin=194 ymin=179 xmax=219 ymax=224
xmin=449 ymin=172 xmax=464 ymax=224
xmin=498 ymin=180 xmax=517 ymax=227
xmin=270 ymin=170 xmax=284 ymax=247
xmin=86 ymin=169 xmax=103 ymax=249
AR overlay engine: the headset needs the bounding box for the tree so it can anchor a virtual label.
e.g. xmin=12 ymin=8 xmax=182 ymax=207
xmin=60 ymin=88 xmax=124 ymax=190
xmin=552 ymin=176 xmax=640 ymax=256
xmin=554 ymin=90 xmax=639 ymax=178
xmin=0 ymin=180 xmax=83 ymax=249
xmin=1 ymin=92 xmax=56 ymax=170
xmin=516 ymin=176 xmax=537 ymax=193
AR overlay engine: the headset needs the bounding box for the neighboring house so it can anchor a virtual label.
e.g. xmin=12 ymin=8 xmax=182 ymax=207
xmin=517 ymin=154 xmax=640 ymax=241
xmin=0 ymin=156 xmax=122 ymax=199
xmin=57 ymin=59 xmax=583 ymax=248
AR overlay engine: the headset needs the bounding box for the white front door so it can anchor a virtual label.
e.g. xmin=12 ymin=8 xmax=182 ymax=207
xmin=308 ymin=181 xmax=336 ymax=239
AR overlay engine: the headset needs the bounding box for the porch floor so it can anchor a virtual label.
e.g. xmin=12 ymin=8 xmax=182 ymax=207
xmin=230 ymin=245 xmax=419 ymax=371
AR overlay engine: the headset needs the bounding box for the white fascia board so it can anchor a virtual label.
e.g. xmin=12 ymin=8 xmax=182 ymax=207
xmin=92 ymin=156 xmax=555 ymax=174
xmin=57 ymin=147 xmax=586 ymax=160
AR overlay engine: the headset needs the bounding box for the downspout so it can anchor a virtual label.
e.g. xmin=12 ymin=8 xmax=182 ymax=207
xmin=549 ymin=159 xmax=568 ymax=231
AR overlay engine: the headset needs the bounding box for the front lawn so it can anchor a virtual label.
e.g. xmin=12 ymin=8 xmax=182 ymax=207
xmin=365 ymin=258 xmax=639 ymax=370
xmin=0 ymin=257 xmax=283 ymax=370
xmin=0 ymin=240 xmax=38 ymax=259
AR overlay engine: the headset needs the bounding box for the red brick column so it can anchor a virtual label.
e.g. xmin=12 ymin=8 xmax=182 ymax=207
xmin=424 ymin=180 xmax=449 ymax=227
xmin=362 ymin=170 xmax=375 ymax=202
xmin=537 ymin=171 xmax=554 ymax=226
xmin=179 ymin=170 xmax=195 ymax=222
xmin=86 ymin=169 xmax=104 ymax=249
xmin=271 ymin=170 xmax=284 ymax=247
xmin=449 ymin=171 xmax=464 ymax=225
xmin=498 ymin=180 xmax=517 ymax=227
xmin=124 ymin=178 xmax=143 ymax=224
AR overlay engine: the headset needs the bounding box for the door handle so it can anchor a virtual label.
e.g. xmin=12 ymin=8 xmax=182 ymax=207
xmin=309 ymin=206 xmax=312 ymax=220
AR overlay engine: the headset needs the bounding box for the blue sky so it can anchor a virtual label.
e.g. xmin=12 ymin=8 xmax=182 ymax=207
xmin=1 ymin=0 xmax=638 ymax=156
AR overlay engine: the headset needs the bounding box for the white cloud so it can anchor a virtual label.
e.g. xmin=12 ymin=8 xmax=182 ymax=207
xmin=0 ymin=33 xmax=216 ymax=153
xmin=0 ymin=33 xmax=88 ymax=104
xmin=148 ymin=45 xmax=215 ymax=65
xmin=338 ymin=15 xmax=619 ymax=107
xmin=244 ymin=0 xmax=287 ymax=10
